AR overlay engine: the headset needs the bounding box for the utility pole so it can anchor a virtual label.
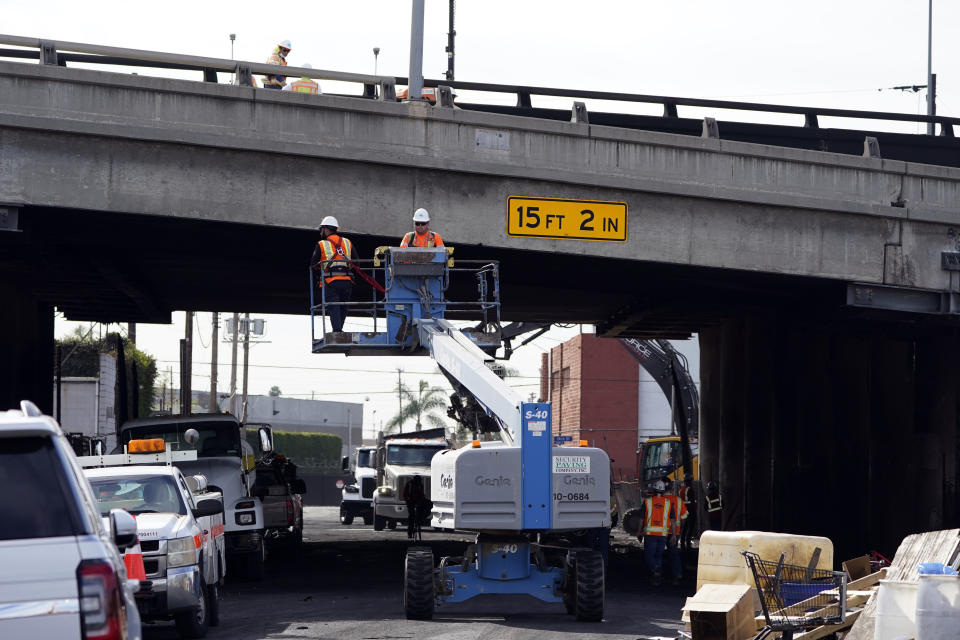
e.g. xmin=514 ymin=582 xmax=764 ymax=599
xmin=408 ymin=0 xmax=425 ymax=100
xmin=445 ymin=0 xmax=456 ymax=81
xmin=229 ymin=312 xmax=239 ymax=415
xmin=210 ymin=312 xmax=219 ymax=412
xmin=127 ymin=322 xmax=136 ymax=345
xmin=927 ymin=0 xmax=935 ymax=135
xmin=397 ymin=368 xmax=403 ymax=433
xmin=241 ymin=312 xmax=250 ymax=423
xmin=180 ymin=312 xmax=193 ymax=415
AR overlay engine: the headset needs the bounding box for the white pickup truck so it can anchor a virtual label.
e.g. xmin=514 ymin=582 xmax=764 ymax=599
xmin=81 ymin=439 xmax=227 ymax=639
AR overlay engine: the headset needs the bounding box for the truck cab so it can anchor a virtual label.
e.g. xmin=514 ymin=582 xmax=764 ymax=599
xmin=83 ymin=459 xmax=226 ymax=638
xmin=339 ymin=446 xmax=376 ymax=525
xmin=372 ymin=430 xmax=449 ymax=531
xmin=117 ymin=414 xmax=268 ymax=579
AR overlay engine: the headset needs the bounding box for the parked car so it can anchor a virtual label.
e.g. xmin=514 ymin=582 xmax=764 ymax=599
xmin=253 ymin=453 xmax=306 ymax=547
xmin=0 ymin=400 xmax=142 ymax=640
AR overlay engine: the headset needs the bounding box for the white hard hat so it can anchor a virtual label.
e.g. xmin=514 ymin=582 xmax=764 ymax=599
xmin=319 ymin=215 xmax=339 ymax=229
xmin=302 ymin=63 xmax=313 ymax=69
xmin=278 ymin=39 xmax=292 ymax=49
xmin=653 ymin=479 xmax=665 ymax=493
xmin=412 ymin=208 xmax=430 ymax=223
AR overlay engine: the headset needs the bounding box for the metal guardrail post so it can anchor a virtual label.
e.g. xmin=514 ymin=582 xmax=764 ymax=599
xmin=437 ymin=85 xmax=454 ymax=108
xmin=40 ymin=40 xmax=58 ymax=65
xmin=804 ymin=113 xmax=820 ymax=129
xmin=940 ymin=122 xmax=954 ymax=137
xmin=202 ymin=68 xmax=218 ymax=83
xmin=235 ymin=64 xmax=252 ymax=87
xmin=379 ymin=79 xmax=396 ymax=102
xmin=663 ymin=102 xmax=678 ymax=118
xmin=571 ymin=101 xmax=588 ymax=124
xmin=863 ymin=137 xmax=881 ymax=159
xmin=516 ymin=91 xmax=532 ymax=108
xmin=702 ymin=117 xmax=720 ymax=139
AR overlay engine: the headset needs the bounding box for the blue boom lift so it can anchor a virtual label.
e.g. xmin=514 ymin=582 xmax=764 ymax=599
xmin=311 ymin=247 xmax=611 ymax=621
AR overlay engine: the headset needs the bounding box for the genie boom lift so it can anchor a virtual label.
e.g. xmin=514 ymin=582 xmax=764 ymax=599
xmin=311 ymin=247 xmax=610 ymax=621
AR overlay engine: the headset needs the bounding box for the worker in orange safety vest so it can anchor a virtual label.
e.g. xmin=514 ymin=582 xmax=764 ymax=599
xmin=638 ymin=478 xmax=681 ymax=586
xmin=284 ymin=63 xmax=321 ymax=94
xmin=664 ymin=477 xmax=688 ymax=585
xmin=400 ymin=208 xmax=444 ymax=247
xmin=263 ymin=39 xmax=291 ymax=89
xmin=311 ymin=215 xmax=355 ymax=334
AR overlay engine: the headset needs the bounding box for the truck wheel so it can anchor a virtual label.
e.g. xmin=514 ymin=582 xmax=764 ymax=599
xmin=387 ymin=519 xmax=397 ymax=530
xmin=574 ymin=550 xmax=604 ymax=622
xmin=403 ymin=547 xmax=435 ymax=620
xmin=373 ymin=515 xmax=385 ymax=531
xmin=363 ymin=513 xmax=373 ymax=526
xmin=174 ymin=575 xmax=209 ymax=638
xmin=247 ymin=540 xmax=266 ymax=581
xmin=340 ymin=508 xmax=354 ymax=526
xmin=207 ymin=580 xmax=221 ymax=627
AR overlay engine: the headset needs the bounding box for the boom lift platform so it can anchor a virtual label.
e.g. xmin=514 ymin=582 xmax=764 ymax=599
xmin=311 ymin=247 xmax=611 ymax=621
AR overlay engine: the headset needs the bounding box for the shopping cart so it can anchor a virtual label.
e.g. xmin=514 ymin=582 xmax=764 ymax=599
xmin=742 ymin=551 xmax=847 ymax=640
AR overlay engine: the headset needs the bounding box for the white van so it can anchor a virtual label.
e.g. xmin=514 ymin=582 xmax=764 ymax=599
xmin=0 ymin=400 xmax=142 ymax=640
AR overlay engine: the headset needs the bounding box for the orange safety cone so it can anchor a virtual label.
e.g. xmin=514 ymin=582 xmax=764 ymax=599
xmin=124 ymin=540 xmax=147 ymax=581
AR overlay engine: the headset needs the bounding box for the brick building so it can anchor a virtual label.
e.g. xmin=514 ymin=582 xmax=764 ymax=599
xmin=540 ymin=333 xmax=699 ymax=481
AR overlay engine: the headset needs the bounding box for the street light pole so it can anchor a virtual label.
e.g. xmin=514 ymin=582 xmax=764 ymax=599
xmin=408 ymin=0 xmax=425 ymax=100
xmin=927 ymin=0 xmax=935 ymax=135
xmin=373 ymin=47 xmax=380 ymax=75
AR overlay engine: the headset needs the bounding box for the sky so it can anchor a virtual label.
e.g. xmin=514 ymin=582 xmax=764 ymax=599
xmin=5 ymin=0 xmax=957 ymax=437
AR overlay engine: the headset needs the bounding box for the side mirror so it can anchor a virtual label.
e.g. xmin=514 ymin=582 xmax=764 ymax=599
xmin=258 ymin=427 xmax=273 ymax=453
xmin=184 ymin=428 xmax=200 ymax=446
xmin=341 ymin=456 xmax=349 ymax=472
xmin=110 ymin=508 xmax=137 ymax=551
xmin=193 ymin=498 xmax=224 ymax=518
xmin=292 ymin=479 xmax=307 ymax=495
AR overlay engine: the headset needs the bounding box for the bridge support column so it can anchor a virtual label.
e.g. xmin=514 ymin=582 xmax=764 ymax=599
xmin=700 ymin=317 xmax=960 ymax=560
xmin=0 ymin=284 xmax=54 ymax=415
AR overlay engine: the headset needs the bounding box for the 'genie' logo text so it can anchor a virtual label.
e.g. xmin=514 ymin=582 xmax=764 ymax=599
xmin=475 ymin=475 xmax=511 ymax=487
xmin=439 ymin=474 xmax=454 ymax=490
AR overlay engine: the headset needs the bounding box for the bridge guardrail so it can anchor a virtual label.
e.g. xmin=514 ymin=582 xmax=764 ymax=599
xmin=0 ymin=33 xmax=957 ymax=136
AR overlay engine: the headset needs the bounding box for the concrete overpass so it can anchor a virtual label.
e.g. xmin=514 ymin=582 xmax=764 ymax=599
xmin=2 ymin=39 xmax=960 ymax=559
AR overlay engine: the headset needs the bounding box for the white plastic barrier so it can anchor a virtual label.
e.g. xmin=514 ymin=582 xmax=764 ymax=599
xmin=916 ymin=574 xmax=960 ymax=640
xmin=875 ymin=580 xmax=917 ymax=640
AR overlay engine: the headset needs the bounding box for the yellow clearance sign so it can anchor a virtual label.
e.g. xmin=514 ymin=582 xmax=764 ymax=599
xmin=507 ymin=196 xmax=627 ymax=242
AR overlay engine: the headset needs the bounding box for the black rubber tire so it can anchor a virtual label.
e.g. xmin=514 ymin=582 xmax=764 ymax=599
xmin=247 ymin=540 xmax=266 ymax=581
xmin=362 ymin=513 xmax=373 ymax=526
xmin=174 ymin=575 xmax=209 ymax=638
xmin=403 ymin=547 xmax=435 ymax=620
xmin=207 ymin=580 xmax=221 ymax=627
xmin=373 ymin=515 xmax=385 ymax=531
xmin=387 ymin=519 xmax=398 ymax=530
xmin=574 ymin=550 xmax=605 ymax=622
xmin=340 ymin=509 xmax=354 ymax=525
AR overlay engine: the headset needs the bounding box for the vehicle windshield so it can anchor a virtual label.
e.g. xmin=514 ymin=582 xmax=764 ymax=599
xmin=356 ymin=450 xmax=373 ymax=468
xmin=88 ymin=475 xmax=187 ymax=516
xmin=122 ymin=420 xmax=242 ymax=458
xmin=642 ymin=441 xmax=679 ymax=481
xmin=386 ymin=445 xmax=446 ymax=466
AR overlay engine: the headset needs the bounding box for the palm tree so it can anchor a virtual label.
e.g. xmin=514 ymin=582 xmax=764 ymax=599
xmin=386 ymin=379 xmax=449 ymax=433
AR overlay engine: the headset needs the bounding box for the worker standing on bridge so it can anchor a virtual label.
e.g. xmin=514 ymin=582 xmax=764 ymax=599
xmin=400 ymin=208 xmax=444 ymax=247
xmin=311 ymin=216 xmax=355 ymax=335
xmin=284 ymin=63 xmax=321 ymax=94
xmin=263 ymin=39 xmax=291 ymax=90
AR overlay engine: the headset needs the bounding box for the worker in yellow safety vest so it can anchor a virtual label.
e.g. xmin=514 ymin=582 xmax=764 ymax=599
xmin=638 ymin=478 xmax=681 ymax=586
xmin=263 ymin=39 xmax=291 ymax=89
xmin=310 ymin=216 xmax=355 ymax=334
xmin=284 ymin=63 xmax=321 ymax=94
xmin=400 ymin=208 xmax=444 ymax=247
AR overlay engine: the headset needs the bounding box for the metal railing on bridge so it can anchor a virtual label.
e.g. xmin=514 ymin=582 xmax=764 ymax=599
xmin=1 ymin=33 xmax=958 ymax=138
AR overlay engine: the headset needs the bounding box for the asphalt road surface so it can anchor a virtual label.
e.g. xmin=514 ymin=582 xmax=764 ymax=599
xmin=142 ymin=507 xmax=690 ymax=640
